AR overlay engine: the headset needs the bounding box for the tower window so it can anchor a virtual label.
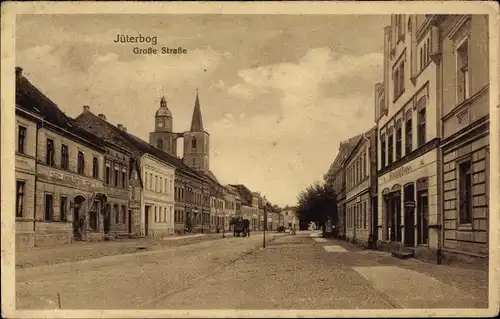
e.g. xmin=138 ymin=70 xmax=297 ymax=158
xmin=192 ymin=137 xmax=197 ymax=149
xmin=157 ymin=138 xmax=163 ymax=149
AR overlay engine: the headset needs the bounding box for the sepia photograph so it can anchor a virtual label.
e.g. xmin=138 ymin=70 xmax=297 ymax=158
xmin=1 ymin=1 xmax=499 ymax=318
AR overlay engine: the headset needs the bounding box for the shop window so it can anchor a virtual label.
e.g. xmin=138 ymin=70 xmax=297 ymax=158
xmin=60 ymin=196 xmax=68 ymax=221
xmin=46 ymin=138 xmax=55 ymax=166
xmin=44 ymin=193 xmax=53 ymax=221
xmin=18 ymin=125 xmax=27 ymax=154
xmin=77 ymin=151 xmax=85 ymax=174
xmin=458 ymin=160 xmax=473 ymax=224
xmin=16 ymin=180 xmax=25 ymax=218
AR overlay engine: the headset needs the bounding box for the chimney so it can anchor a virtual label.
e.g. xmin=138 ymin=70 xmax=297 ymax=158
xmin=117 ymin=124 xmax=123 ymax=130
xmin=98 ymin=113 xmax=107 ymax=120
xmin=15 ymin=67 xmax=23 ymax=77
xmin=83 ymin=105 xmax=90 ymax=113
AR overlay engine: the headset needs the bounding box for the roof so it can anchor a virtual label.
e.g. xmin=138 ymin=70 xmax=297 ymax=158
xmin=15 ymin=68 xmax=104 ymax=150
xmin=326 ymin=133 xmax=364 ymax=176
xmin=190 ymin=91 xmax=204 ymax=132
xmin=155 ymin=96 xmax=172 ymax=117
xmin=229 ymin=184 xmax=254 ymax=206
xmin=344 ymin=126 xmax=377 ymax=165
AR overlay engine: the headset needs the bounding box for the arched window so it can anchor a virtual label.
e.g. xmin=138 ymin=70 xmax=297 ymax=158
xmin=157 ymin=138 xmax=163 ymax=149
xmin=191 ymin=137 xmax=197 ymax=149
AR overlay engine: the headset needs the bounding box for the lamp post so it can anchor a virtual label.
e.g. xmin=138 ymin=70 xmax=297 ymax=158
xmin=262 ymin=197 xmax=267 ymax=248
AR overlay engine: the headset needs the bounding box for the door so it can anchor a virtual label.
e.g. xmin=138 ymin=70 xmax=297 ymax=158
xmin=394 ymin=192 xmax=402 ymax=242
xmin=103 ymin=204 xmax=110 ymax=233
xmin=128 ymin=210 xmax=132 ymax=233
xmin=417 ymin=191 xmax=429 ymax=245
xmin=403 ymin=184 xmax=415 ymax=247
xmin=145 ymin=206 xmax=150 ymax=236
xmin=73 ymin=206 xmax=80 ymax=237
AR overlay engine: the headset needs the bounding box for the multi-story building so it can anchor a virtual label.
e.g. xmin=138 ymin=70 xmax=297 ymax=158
xmin=75 ymin=111 xmax=134 ymax=239
xmin=224 ymin=185 xmax=238 ymax=231
xmin=437 ymin=14 xmax=490 ymax=265
xmin=375 ymin=15 xmax=442 ymax=260
xmin=344 ymin=127 xmax=377 ymax=247
xmin=230 ymin=184 xmax=256 ymax=228
xmin=16 ymin=68 xmax=108 ymax=246
xmin=282 ymin=206 xmax=299 ymax=229
xmin=15 ymin=103 xmax=42 ymax=248
xmin=324 ymin=135 xmax=363 ymax=238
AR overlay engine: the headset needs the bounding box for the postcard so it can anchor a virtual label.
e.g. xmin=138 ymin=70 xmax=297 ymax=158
xmin=1 ymin=1 xmax=499 ymax=318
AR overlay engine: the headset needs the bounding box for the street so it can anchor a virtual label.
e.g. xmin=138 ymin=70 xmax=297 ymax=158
xmin=16 ymin=231 xmax=488 ymax=310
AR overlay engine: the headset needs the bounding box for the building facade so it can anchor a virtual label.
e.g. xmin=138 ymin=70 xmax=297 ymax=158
xmin=345 ymin=127 xmax=377 ymax=248
xmin=438 ymin=14 xmax=490 ymax=265
xmin=15 ymin=105 xmax=42 ymax=248
xmin=141 ymin=154 xmax=175 ymax=237
xmin=17 ymin=68 xmax=108 ymax=247
xmin=376 ymin=15 xmax=442 ymax=260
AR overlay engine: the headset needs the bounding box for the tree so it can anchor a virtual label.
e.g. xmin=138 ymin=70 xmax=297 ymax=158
xmin=296 ymin=181 xmax=337 ymax=237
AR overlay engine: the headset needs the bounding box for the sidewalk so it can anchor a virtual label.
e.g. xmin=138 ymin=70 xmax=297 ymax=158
xmin=311 ymin=236 xmax=489 ymax=305
xmin=15 ymin=232 xmax=228 ymax=269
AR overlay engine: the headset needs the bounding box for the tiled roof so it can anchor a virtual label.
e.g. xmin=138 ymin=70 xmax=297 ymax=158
xmin=16 ymin=70 xmax=104 ymax=149
xmin=229 ymin=184 xmax=253 ymax=206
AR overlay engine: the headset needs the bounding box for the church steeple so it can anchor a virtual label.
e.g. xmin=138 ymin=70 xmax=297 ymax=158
xmin=190 ymin=90 xmax=204 ymax=132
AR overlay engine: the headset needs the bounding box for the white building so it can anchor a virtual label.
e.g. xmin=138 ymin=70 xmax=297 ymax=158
xmin=141 ymin=154 xmax=175 ymax=237
xmin=375 ymin=15 xmax=441 ymax=259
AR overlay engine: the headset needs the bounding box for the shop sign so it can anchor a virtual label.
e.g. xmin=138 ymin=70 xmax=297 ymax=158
xmin=387 ymin=164 xmax=412 ymax=182
xmin=404 ymin=201 xmax=415 ymax=208
xmin=48 ymin=170 xmax=99 ymax=189
xmin=15 ymin=156 xmax=35 ymax=173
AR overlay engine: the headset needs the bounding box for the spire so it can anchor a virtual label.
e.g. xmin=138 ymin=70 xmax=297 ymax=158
xmin=160 ymin=96 xmax=167 ymax=107
xmin=190 ymin=89 xmax=204 ymax=131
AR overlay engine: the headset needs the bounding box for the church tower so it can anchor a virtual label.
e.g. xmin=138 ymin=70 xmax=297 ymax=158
xmin=183 ymin=90 xmax=210 ymax=174
xmin=149 ymin=96 xmax=178 ymax=156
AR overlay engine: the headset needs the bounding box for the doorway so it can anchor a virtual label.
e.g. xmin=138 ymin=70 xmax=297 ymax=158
xmin=73 ymin=195 xmax=86 ymax=239
xmin=417 ymin=190 xmax=429 ymax=245
xmin=145 ymin=205 xmax=150 ymax=236
xmin=389 ymin=192 xmax=401 ymax=242
xmin=371 ymin=196 xmax=378 ymax=244
xmin=103 ymin=204 xmax=111 ymax=233
xmin=403 ymin=184 xmax=415 ymax=247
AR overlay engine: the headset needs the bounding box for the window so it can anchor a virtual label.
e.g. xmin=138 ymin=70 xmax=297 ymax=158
xmin=160 ymin=177 xmax=163 ymax=193
xmin=363 ymin=152 xmax=367 ymax=178
xmin=397 ymin=15 xmax=405 ymax=39
xmin=396 ymin=124 xmax=402 ymax=160
xmin=60 ymin=144 xmax=69 ymax=169
xmin=405 ymin=114 xmax=412 ymax=154
xmin=363 ymin=202 xmax=367 ymax=229
xmin=144 ymin=173 xmax=148 ymax=190
xmin=44 ymin=193 xmax=53 ymax=221
xmin=155 ymin=176 xmax=158 ymax=192
xmin=393 ymin=62 xmax=405 ymax=99
xmin=418 ymin=107 xmax=426 ymax=147
xmin=18 ymin=126 xmax=27 ymax=154
xmin=46 ymin=138 xmax=55 ymax=166
xmin=105 ymin=162 xmax=111 ymax=184
xmin=149 ymin=173 xmax=153 ymax=190
xmin=16 ymin=180 xmax=25 ymax=217
xmin=459 ymin=160 xmax=472 ymax=224
xmin=381 ymin=134 xmax=386 ymax=168
xmin=388 ymin=131 xmax=394 ymax=165
xmin=457 ymin=39 xmax=470 ymax=102
xmin=114 ymin=166 xmax=119 ymax=186
xmin=157 ymin=138 xmax=163 ymax=149
xmin=60 ymin=196 xmax=68 ymax=221
xmin=77 ymin=151 xmax=85 ymax=174
xmin=192 ymin=158 xmax=196 ymax=167
xmin=122 ymin=170 xmax=127 ymax=189
xmin=92 ymin=157 xmax=99 ymax=178
xmin=192 ymin=137 xmax=197 ymax=149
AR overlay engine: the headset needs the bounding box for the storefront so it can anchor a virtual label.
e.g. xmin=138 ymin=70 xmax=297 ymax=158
xmin=377 ymin=147 xmax=440 ymax=257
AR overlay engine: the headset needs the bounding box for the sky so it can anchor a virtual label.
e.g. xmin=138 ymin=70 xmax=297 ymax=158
xmin=16 ymin=14 xmax=390 ymax=207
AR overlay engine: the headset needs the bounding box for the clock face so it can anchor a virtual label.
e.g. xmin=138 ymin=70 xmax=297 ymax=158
xmin=158 ymin=122 xmax=164 ymax=127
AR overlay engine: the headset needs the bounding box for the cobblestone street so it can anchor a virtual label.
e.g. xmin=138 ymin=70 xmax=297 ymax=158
xmin=16 ymin=231 xmax=488 ymax=310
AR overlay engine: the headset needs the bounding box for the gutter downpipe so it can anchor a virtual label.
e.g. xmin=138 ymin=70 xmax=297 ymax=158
xmin=362 ymin=131 xmax=376 ymax=249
